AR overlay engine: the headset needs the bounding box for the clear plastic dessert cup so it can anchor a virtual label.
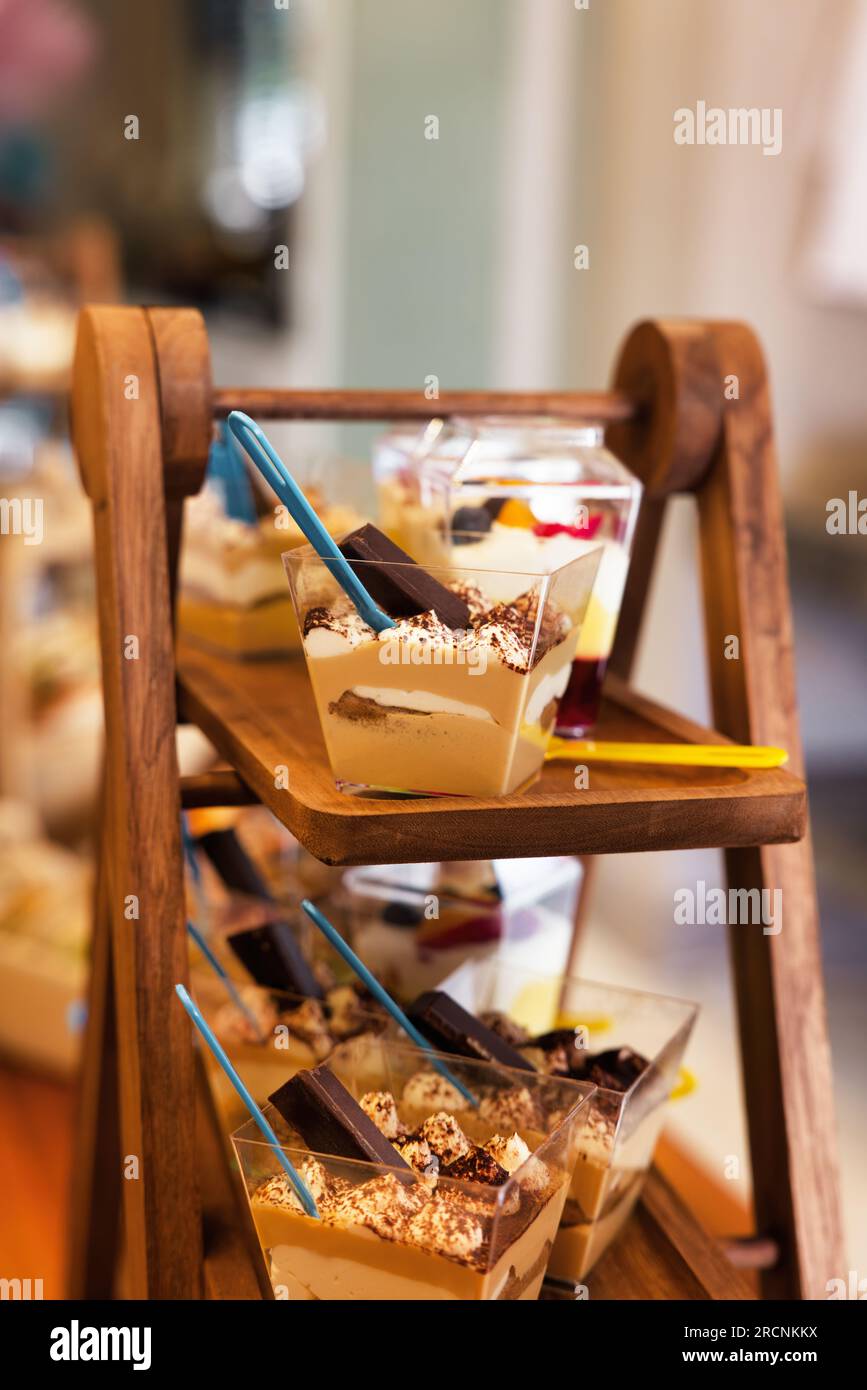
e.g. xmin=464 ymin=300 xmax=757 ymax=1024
xmin=191 ymin=971 xmax=388 ymax=1133
xmin=437 ymin=960 xmax=698 ymax=1283
xmin=374 ymin=417 xmax=642 ymax=734
xmin=283 ymin=545 xmax=601 ymax=797
xmin=342 ymin=857 xmax=581 ymax=1002
xmin=232 ymin=1037 xmax=595 ymax=1300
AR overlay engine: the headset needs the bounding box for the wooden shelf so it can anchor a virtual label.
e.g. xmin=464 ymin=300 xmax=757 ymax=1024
xmin=177 ymin=637 xmax=806 ymax=866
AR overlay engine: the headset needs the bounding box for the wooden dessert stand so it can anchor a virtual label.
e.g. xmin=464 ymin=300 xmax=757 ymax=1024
xmin=67 ymin=306 xmax=843 ymax=1301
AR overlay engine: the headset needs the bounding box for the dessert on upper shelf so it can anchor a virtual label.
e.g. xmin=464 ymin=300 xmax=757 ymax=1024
xmin=373 ymin=416 xmax=642 ymax=734
xmin=179 ymin=479 xmax=363 ymax=660
xmin=403 ymin=967 xmax=697 ymax=1284
xmin=235 ymin=1043 xmax=594 ymax=1300
xmin=285 ymin=523 xmax=600 ymax=796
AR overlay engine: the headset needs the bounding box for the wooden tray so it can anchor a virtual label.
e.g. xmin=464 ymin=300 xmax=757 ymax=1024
xmin=177 ymin=637 xmax=805 ymax=865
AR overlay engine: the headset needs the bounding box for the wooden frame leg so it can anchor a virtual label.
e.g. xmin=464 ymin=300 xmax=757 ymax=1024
xmin=67 ymin=817 xmax=121 ymax=1298
xmin=608 ymin=320 xmax=845 ymax=1300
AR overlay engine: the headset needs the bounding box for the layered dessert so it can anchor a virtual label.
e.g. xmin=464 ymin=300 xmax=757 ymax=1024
xmin=234 ymin=1044 xmax=593 ymax=1299
xmin=195 ymin=973 xmax=388 ymax=1131
xmin=374 ymin=417 xmax=641 ymax=733
xmin=404 ymin=971 xmax=697 ymax=1283
xmin=286 ymin=524 xmax=599 ymax=796
xmin=179 ymin=484 xmax=363 ymax=659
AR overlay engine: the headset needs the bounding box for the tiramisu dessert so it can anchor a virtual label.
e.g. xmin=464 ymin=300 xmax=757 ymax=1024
xmin=196 ymin=973 xmax=389 ymax=1131
xmin=404 ymin=977 xmax=696 ymax=1282
xmin=234 ymin=1043 xmax=594 ymax=1299
xmin=179 ymin=482 xmax=363 ymax=659
xmin=374 ymin=417 xmax=641 ymax=733
xmin=285 ymin=523 xmax=599 ymax=796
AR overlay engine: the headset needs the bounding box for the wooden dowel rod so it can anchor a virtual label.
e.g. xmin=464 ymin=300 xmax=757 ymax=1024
xmin=212 ymin=387 xmax=636 ymax=423
xmin=179 ymin=770 xmax=259 ymax=809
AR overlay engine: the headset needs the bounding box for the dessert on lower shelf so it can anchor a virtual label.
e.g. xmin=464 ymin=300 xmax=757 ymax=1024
xmin=416 ymin=961 xmax=698 ymax=1283
xmin=233 ymin=1039 xmax=594 ymax=1299
xmin=178 ymin=483 xmax=363 ymax=659
xmin=343 ymin=857 xmax=580 ymax=1001
xmin=193 ymin=972 xmax=388 ymax=1131
xmin=285 ymin=524 xmax=600 ymax=796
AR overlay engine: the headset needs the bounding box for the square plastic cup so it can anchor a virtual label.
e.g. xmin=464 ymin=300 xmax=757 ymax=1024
xmin=342 ymin=857 xmax=582 ymax=1002
xmin=191 ymin=970 xmax=388 ymax=1133
xmin=437 ymin=960 xmax=698 ymax=1283
xmin=283 ymin=545 xmax=601 ymax=797
xmin=232 ymin=1037 xmax=595 ymax=1300
xmin=373 ymin=416 xmax=643 ymax=734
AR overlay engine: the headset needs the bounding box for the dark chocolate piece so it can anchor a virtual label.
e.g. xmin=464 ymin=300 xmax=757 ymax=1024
xmin=584 ymin=1046 xmax=649 ymax=1093
xmin=479 ymin=1010 xmax=531 ymax=1048
xmin=441 ymin=1149 xmax=508 ymax=1186
xmin=268 ymin=1065 xmax=411 ymax=1170
xmin=532 ymin=1027 xmax=588 ymax=1077
xmin=227 ymin=921 xmax=323 ymax=1001
xmin=339 ymin=523 xmax=470 ymax=629
xmin=408 ymin=990 xmax=535 ymax=1072
xmin=198 ymin=828 xmax=271 ymax=900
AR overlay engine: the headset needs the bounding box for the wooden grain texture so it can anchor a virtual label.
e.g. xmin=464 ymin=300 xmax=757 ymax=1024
xmin=196 ymin=1058 xmax=272 ymax=1301
xmin=66 ymin=797 xmax=121 ymax=1298
xmin=71 ymin=306 xmax=201 ymax=1298
xmin=180 ymin=768 xmax=258 ymax=808
xmin=696 ymin=322 xmax=845 ymax=1300
xmin=146 ymin=308 xmax=213 ymax=617
xmin=212 ymin=387 xmax=635 ymax=423
xmin=588 ymin=1170 xmax=755 ymax=1301
xmin=176 ymin=641 xmax=804 ymax=864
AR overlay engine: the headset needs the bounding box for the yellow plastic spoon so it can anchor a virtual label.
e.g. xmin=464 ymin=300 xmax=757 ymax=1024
xmin=545 ymin=738 xmax=789 ymax=769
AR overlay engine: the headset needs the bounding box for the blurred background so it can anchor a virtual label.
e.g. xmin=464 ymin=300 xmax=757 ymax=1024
xmin=0 ymin=0 xmax=864 ymax=1294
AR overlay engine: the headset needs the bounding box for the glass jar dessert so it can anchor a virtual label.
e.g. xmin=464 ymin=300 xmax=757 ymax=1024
xmin=374 ymin=417 xmax=642 ymax=733
xmin=233 ymin=1038 xmax=595 ymax=1300
xmin=284 ymin=537 xmax=601 ymax=796
xmin=192 ymin=971 xmax=389 ymax=1133
xmin=413 ymin=960 xmax=698 ymax=1283
xmin=178 ymin=480 xmax=364 ymax=659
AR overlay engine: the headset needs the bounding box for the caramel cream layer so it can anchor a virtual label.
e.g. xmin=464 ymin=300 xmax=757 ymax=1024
xmin=256 ymin=1187 xmax=566 ymax=1301
xmin=303 ymin=627 xmax=575 ymax=796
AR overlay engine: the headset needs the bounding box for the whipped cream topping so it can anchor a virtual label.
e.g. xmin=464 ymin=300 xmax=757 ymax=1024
xmin=421 ymin=1112 xmax=472 ymax=1166
xmin=402 ymin=1069 xmax=465 ymax=1113
xmin=484 ymin=1132 xmax=531 ymax=1175
xmin=302 ymin=578 xmax=570 ymax=674
xmin=253 ymin=1084 xmax=558 ymax=1268
xmin=359 ymin=1090 xmax=403 ymax=1140
xmin=479 ymin=1086 xmax=543 ymax=1132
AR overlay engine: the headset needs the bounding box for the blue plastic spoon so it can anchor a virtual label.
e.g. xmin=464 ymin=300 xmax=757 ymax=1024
xmin=175 ymin=983 xmax=318 ymax=1218
xmin=227 ymin=411 xmax=395 ymax=633
xmin=301 ymin=899 xmax=478 ymax=1107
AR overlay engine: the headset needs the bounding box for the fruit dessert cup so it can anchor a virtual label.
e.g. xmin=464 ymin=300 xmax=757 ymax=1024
xmin=427 ymin=960 xmax=697 ymax=1283
xmin=284 ymin=532 xmax=600 ymax=796
xmin=233 ymin=1038 xmax=595 ymax=1300
xmin=179 ymin=481 xmax=363 ymax=659
xmin=342 ymin=857 xmax=581 ymax=1001
xmin=374 ymin=416 xmax=641 ymax=734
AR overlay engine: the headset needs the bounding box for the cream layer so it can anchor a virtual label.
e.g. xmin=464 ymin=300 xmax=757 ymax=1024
xmin=256 ymin=1186 xmax=567 ymax=1301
